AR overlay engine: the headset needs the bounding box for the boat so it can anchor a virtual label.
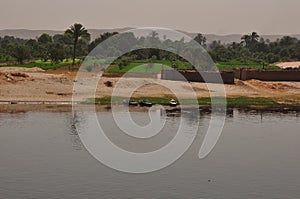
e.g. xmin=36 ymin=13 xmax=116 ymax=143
xmin=169 ymin=99 xmax=177 ymax=107
xmin=123 ymin=99 xmax=138 ymax=106
xmin=139 ymin=100 xmax=153 ymax=107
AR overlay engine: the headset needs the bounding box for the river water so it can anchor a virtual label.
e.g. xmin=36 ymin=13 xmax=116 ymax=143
xmin=0 ymin=108 xmax=300 ymax=198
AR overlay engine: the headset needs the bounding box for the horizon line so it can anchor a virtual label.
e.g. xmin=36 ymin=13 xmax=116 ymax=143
xmin=0 ymin=28 xmax=300 ymax=36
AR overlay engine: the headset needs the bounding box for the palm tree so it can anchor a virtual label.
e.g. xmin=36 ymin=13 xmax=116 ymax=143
xmin=250 ymin=32 xmax=260 ymax=42
xmin=65 ymin=23 xmax=90 ymax=69
xmin=150 ymin=31 xmax=159 ymax=39
xmin=88 ymin=32 xmax=118 ymax=52
xmin=242 ymin=32 xmax=260 ymax=49
xmin=241 ymin=34 xmax=251 ymax=48
xmin=194 ymin=33 xmax=207 ymax=46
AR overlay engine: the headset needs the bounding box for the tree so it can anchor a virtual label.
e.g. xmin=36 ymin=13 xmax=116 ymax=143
xmin=194 ymin=33 xmax=206 ymax=46
xmin=75 ymin=39 xmax=89 ymax=60
xmin=53 ymin=34 xmax=65 ymax=43
xmin=209 ymin=40 xmax=222 ymax=51
xmin=10 ymin=45 xmax=31 ymax=64
xmin=250 ymin=32 xmax=260 ymax=42
xmin=89 ymin=32 xmax=118 ymax=52
xmin=279 ymin=36 xmax=297 ymax=46
xmin=150 ymin=31 xmax=159 ymax=39
xmin=48 ymin=43 xmax=66 ymax=64
xmin=65 ymin=23 xmax=90 ymax=68
xmin=241 ymin=34 xmax=251 ymax=48
xmin=25 ymin=39 xmax=39 ymax=58
xmin=38 ymin=33 xmax=52 ymax=44
xmin=241 ymin=32 xmax=260 ymax=52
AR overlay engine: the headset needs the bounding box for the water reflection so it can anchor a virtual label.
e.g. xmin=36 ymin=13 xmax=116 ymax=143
xmin=69 ymin=113 xmax=83 ymax=150
xmin=164 ymin=107 xmax=234 ymax=118
xmin=71 ymin=107 xmax=300 ymax=146
xmin=1 ymin=108 xmax=300 ymax=198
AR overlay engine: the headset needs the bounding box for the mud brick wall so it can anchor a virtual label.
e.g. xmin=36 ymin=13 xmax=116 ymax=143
xmin=161 ymin=69 xmax=235 ymax=84
xmin=235 ymin=69 xmax=300 ymax=81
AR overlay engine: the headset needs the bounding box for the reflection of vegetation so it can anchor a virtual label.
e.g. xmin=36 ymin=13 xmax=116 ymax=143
xmin=87 ymin=96 xmax=287 ymax=107
xmin=69 ymin=112 xmax=83 ymax=150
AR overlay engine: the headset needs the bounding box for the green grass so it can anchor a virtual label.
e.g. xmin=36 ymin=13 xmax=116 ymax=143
xmin=223 ymin=97 xmax=280 ymax=107
xmin=106 ymin=59 xmax=280 ymax=74
xmin=108 ymin=63 xmax=167 ymax=74
xmin=216 ymin=60 xmax=279 ymax=70
xmin=107 ymin=59 xmax=193 ymax=74
xmin=4 ymin=59 xmax=81 ymax=70
xmin=87 ymin=96 xmax=283 ymax=107
xmin=2 ymin=57 xmax=281 ymax=72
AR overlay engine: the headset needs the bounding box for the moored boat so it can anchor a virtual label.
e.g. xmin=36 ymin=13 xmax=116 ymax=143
xmin=139 ymin=100 xmax=153 ymax=107
xmin=123 ymin=99 xmax=138 ymax=106
xmin=169 ymin=99 xmax=177 ymax=107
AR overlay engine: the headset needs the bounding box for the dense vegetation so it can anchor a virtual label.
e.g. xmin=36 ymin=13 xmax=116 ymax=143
xmin=0 ymin=23 xmax=299 ymax=71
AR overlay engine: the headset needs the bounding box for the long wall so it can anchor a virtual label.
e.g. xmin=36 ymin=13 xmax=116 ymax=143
xmin=234 ymin=68 xmax=300 ymax=81
xmin=161 ymin=69 xmax=235 ymax=84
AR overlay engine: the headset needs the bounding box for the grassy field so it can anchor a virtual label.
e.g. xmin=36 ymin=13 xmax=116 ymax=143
xmin=3 ymin=59 xmax=81 ymax=70
xmin=106 ymin=59 xmax=279 ymax=74
xmin=107 ymin=59 xmax=193 ymax=74
xmin=216 ymin=60 xmax=279 ymax=70
xmin=88 ymin=96 xmax=283 ymax=107
xmin=1 ymin=58 xmax=280 ymax=71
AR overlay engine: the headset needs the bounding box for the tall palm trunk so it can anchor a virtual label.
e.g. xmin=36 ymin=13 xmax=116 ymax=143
xmin=71 ymin=39 xmax=77 ymax=70
xmin=72 ymin=43 xmax=76 ymax=68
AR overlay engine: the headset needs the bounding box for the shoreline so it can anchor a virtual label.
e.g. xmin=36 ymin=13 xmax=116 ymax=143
xmin=1 ymin=102 xmax=300 ymax=113
xmin=1 ymin=96 xmax=300 ymax=106
xmin=0 ymin=67 xmax=300 ymax=109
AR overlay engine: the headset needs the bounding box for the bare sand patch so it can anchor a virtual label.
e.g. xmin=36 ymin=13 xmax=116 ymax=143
xmin=272 ymin=61 xmax=300 ymax=69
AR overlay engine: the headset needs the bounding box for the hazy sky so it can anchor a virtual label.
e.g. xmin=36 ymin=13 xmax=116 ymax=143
xmin=1 ymin=0 xmax=299 ymax=34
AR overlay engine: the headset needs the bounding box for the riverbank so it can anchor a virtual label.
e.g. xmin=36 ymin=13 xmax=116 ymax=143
xmin=0 ymin=67 xmax=299 ymax=107
xmin=1 ymin=103 xmax=300 ymax=114
xmin=91 ymin=96 xmax=299 ymax=107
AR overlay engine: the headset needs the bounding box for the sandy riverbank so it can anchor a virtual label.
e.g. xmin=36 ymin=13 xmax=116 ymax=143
xmin=0 ymin=67 xmax=300 ymax=105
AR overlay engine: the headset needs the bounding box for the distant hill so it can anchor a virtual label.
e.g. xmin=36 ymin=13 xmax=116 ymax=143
xmin=1 ymin=28 xmax=300 ymax=44
xmin=0 ymin=29 xmax=63 ymax=40
xmin=0 ymin=28 xmax=132 ymax=41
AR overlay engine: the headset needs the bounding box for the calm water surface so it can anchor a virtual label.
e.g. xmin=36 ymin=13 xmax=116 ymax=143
xmin=0 ymin=109 xmax=300 ymax=198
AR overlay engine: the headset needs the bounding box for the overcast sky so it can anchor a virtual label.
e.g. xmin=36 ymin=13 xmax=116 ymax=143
xmin=1 ymin=0 xmax=299 ymax=34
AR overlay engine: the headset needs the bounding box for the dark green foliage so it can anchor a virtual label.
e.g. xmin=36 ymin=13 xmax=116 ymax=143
xmin=38 ymin=33 xmax=52 ymax=44
xmin=209 ymin=32 xmax=300 ymax=66
xmin=0 ymin=28 xmax=300 ymax=71
xmin=194 ymin=33 xmax=206 ymax=46
xmin=10 ymin=45 xmax=31 ymax=64
xmin=48 ymin=43 xmax=66 ymax=64
xmin=89 ymin=32 xmax=118 ymax=52
xmin=65 ymin=23 xmax=91 ymax=67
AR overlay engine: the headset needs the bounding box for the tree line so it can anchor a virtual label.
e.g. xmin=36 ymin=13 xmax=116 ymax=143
xmin=1 ymin=23 xmax=300 ymax=69
xmin=208 ymin=32 xmax=300 ymax=65
xmin=0 ymin=23 xmax=91 ymax=68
